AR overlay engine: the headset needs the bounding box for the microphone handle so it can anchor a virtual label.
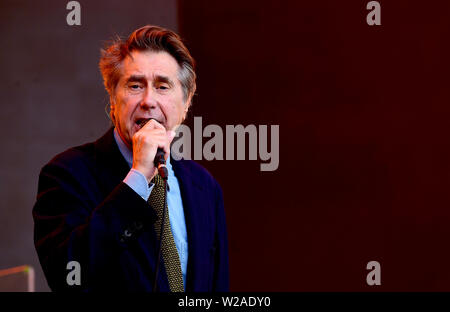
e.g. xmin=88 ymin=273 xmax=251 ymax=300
xmin=154 ymin=148 xmax=166 ymax=167
xmin=154 ymin=148 xmax=168 ymax=180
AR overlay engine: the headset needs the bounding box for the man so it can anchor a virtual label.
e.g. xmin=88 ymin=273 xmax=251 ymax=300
xmin=32 ymin=25 xmax=229 ymax=292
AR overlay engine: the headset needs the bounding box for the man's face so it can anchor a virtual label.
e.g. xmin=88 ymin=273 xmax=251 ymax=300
xmin=111 ymin=50 xmax=189 ymax=148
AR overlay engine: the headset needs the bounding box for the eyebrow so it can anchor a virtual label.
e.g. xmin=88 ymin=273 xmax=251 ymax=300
xmin=126 ymin=75 xmax=147 ymax=84
xmin=125 ymin=74 xmax=175 ymax=87
xmin=154 ymin=75 xmax=175 ymax=88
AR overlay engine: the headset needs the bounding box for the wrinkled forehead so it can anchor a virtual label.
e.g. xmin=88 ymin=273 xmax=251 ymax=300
xmin=119 ymin=50 xmax=181 ymax=84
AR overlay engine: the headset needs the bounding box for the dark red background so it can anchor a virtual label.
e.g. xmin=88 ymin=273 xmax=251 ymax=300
xmin=178 ymin=0 xmax=450 ymax=291
xmin=2 ymin=0 xmax=450 ymax=291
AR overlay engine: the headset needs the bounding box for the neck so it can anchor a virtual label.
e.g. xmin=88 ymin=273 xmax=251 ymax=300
xmin=117 ymin=130 xmax=133 ymax=151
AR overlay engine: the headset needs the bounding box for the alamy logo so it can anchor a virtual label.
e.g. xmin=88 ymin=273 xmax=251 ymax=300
xmin=171 ymin=117 xmax=280 ymax=172
xmin=366 ymin=261 xmax=381 ymax=286
xmin=66 ymin=261 xmax=81 ymax=286
xmin=366 ymin=1 xmax=381 ymax=26
xmin=66 ymin=1 xmax=81 ymax=26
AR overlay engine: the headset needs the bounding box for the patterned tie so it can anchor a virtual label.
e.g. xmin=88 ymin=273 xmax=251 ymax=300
xmin=148 ymin=174 xmax=184 ymax=292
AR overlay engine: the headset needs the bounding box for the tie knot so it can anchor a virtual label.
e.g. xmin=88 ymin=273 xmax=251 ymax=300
xmin=151 ymin=174 xmax=164 ymax=187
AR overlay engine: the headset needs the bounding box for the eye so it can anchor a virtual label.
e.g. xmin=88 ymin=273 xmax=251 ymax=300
xmin=156 ymin=83 xmax=170 ymax=90
xmin=127 ymin=82 xmax=145 ymax=91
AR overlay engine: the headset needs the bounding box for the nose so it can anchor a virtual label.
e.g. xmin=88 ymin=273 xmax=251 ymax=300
xmin=140 ymin=88 xmax=158 ymax=110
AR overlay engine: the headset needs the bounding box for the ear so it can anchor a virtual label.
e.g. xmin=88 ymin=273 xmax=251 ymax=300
xmin=109 ymin=95 xmax=116 ymax=123
xmin=181 ymin=93 xmax=193 ymax=122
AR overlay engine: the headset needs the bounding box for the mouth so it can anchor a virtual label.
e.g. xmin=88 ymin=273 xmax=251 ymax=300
xmin=135 ymin=118 xmax=149 ymax=129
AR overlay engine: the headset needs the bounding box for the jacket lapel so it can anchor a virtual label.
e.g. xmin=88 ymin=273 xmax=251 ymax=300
xmin=93 ymin=127 xmax=131 ymax=196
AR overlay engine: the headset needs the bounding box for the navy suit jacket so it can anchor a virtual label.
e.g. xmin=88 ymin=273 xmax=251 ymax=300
xmin=33 ymin=128 xmax=229 ymax=292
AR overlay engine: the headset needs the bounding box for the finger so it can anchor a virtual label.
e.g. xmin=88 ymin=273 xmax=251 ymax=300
xmin=143 ymin=118 xmax=165 ymax=131
xmin=159 ymin=131 xmax=175 ymax=158
xmin=133 ymin=128 xmax=165 ymax=143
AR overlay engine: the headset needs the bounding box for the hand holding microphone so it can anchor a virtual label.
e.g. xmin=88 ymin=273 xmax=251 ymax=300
xmin=131 ymin=118 xmax=176 ymax=183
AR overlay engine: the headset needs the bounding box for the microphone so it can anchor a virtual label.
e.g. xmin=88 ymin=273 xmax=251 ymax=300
xmin=154 ymin=148 xmax=168 ymax=180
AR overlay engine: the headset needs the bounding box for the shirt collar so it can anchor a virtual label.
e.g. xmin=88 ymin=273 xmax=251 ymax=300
xmin=113 ymin=127 xmax=173 ymax=173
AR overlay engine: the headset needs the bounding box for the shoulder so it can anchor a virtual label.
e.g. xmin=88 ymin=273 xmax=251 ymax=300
xmin=42 ymin=128 xmax=114 ymax=174
xmin=35 ymin=141 xmax=100 ymax=201
xmin=45 ymin=142 xmax=96 ymax=172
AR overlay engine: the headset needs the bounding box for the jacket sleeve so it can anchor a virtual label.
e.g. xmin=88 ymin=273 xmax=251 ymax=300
xmin=212 ymin=180 xmax=230 ymax=291
xmin=32 ymin=154 xmax=155 ymax=292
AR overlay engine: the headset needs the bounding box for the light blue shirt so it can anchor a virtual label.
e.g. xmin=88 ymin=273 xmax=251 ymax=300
xmin=113 ymin=128 xmax=188 ymax=288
